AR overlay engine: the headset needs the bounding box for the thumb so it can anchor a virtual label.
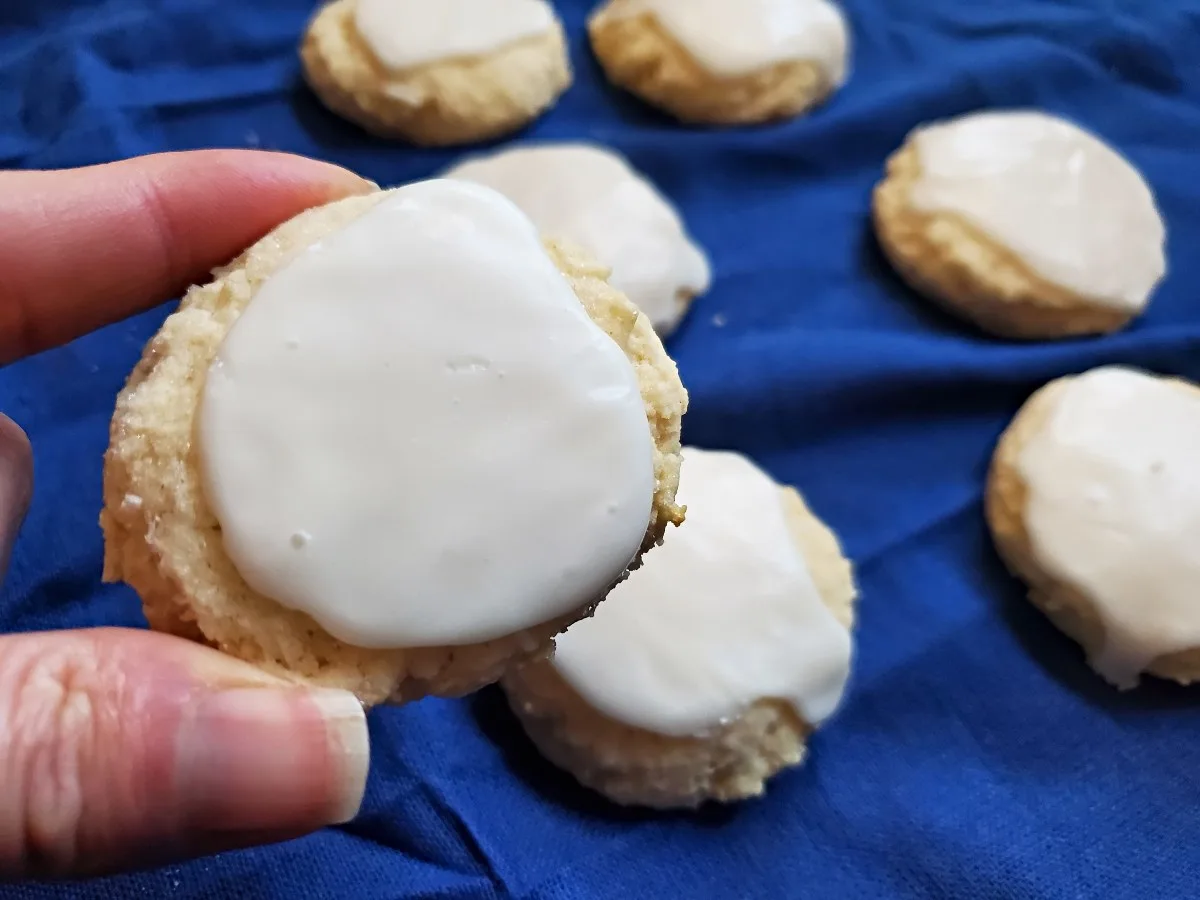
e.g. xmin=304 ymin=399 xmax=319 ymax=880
xmin=0 ymin=627 xmax=370 ymax=879
xmin=0 ymin=419 xmax=368 ymax=878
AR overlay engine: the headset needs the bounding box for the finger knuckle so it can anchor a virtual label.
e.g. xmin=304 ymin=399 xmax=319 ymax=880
xmin=0 ymin=640 xmax=109 ymax=875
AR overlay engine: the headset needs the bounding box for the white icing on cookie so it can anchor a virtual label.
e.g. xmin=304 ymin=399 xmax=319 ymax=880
xmin=199 ymin=180 xmax=654 ymax=650
xmin=553 ymin=447 xmax=853 ymax=736
xmin=608 ymin=0 xmax=850 ymax=83
xmin=354 ymin=0 xmax=555 ymax=70
xmin=910 ymin=111 xmax=1166 ymax=311
xmin=445 ymin=143 xmax=710 ymax=336
xmin=1016 ymin=367 xmax=1200 ymax=688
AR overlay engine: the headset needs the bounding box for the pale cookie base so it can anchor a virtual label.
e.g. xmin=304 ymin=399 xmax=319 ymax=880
xmin=587 ymin=1 xmax=838 ymax=126
xmin=100 ymin=190 xmax=687 ymax=707
xmin=986 ymin=373 xmax=1200 ymax=685
xmin=301 ymin=0 xmax=571 ymax=146
xmin=873 ymin=143 xmax=1137 ymax=340
xmin=502 ymin=486 xmax=856 ymax=808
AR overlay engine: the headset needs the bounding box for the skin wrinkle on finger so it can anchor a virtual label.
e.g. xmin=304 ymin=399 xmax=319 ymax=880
xmin=0 ymin=629 xmax=368 ymax=879
xmin=124 ymin=174 xmax=186 ymax=327
xmin=0 ymin=632 xmax=189 ymax=877
xmin=0 ymin=150 xmax=373 ymax=364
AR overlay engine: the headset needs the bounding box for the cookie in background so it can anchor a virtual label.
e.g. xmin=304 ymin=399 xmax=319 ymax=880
xmin=988 ymin=366 xmax=1200 ymax=689
xmin=588 ymin=0 xmax=851 ymax=125
xmin=504 ymin=447 xmax=855 ymax=809
xmin=445 ymin=142 xmax=711 ymax=337
xmin=874 ymin=111 xmax=1167 ymax=340
xmin=302 ymin=0 xmax=571 ymax=146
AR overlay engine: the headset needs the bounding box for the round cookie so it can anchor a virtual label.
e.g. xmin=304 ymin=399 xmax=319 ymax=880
xmin=301 ymin=0 xmax=571 ymax=146
xmin=503 ymin=447 xmax=856 ymax=808
xmin=987 ymin=366 xmax=1200 ymax=689
xmin=587 ymin=0 xmax=850 ymax=125
xmin=101 ymin=180 xmax=687 ymax=707
xmin=874 ymin=110 xmax=1167 ymax=340
xmin=444 ymin=142 xmax=711 ymax=336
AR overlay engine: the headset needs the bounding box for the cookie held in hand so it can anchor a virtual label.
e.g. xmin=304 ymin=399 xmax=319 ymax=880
xmin=102 ymin=179 xmax=686 ymax=706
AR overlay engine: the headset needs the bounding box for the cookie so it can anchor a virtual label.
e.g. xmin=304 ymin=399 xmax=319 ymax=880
xmin=444 ymin=142 xmax=711 ymax=336
xmin=101 ymin=179 xmax=687 ymax=707
xmin=301 ymin=0 xmax=571 ymax=146
xmin=587 ymin=0 xmax=850 ymax=125
xmin=874 ymin=110 xmax=1167 ymax=340
xmin=987 ymin=366 xmax=1200 ymax=689
xmin=503 ymin=447 xmax=855 ymax=808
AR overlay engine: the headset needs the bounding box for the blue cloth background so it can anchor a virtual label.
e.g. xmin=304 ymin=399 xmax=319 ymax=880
xmin=3 ymin=0 xmax=1200 ymax=896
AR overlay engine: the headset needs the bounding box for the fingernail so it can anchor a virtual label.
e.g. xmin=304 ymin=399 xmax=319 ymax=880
xmin=308 ymin=689 xmax=371 ymax=824
xmin=177 ymin=687 xmax=369 ymax=834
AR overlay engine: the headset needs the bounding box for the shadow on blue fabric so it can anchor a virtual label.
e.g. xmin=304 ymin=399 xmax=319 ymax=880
xmin=3 ymin=0 xmax=1200 ymax=897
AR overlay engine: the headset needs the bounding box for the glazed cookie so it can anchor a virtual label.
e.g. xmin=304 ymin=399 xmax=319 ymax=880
xmin=445 ymin=142 xmax=711 ymax=336
xmin=874 ymin=111 xmax=1167 ymax=340
xmin=503 ymin=447 xmax=855 ymax=808
xmin=587 ymin=0 xmax=850 ymax=125
xmin=101 ymin=179 xmax=687 ymax=707
xmin=987 ymin=366 xmax=1200 ymax=689
xmin=301 ymin=0 xmax=571 ymax=146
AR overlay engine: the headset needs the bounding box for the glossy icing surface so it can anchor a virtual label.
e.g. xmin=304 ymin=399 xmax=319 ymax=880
xmin=354 ymin=0 xmax=555 ymax=70
xmin=611 ymin=0 xmax=849 ymax=82
xmin=200 ymin=180 xmax=655 ymax=649
xmin=1018 ymin=367 xmax=1200 ymax=687
xmin=910 ymin=111 xmax=1166 ymax=310
xmin=553 ymin=447 xmax=853 ymax=736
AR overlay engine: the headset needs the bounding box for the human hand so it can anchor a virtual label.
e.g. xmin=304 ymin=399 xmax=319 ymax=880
xmin=0 ymin=151 xmax=376 ymax=879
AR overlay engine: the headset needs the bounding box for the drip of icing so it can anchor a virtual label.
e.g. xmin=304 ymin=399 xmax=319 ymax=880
xmin=553 ymin=447 xmax=853 ymax=736
xmin=910 ymin=111 xmax=1166 ymax=311
xmin=445 ymin=143 xmax=710 ymax=334
xmin=199 ymin=179 xmax=655 ymax=650
xmin=611 ymin=0 xmax=850 ymax=82
xmin=353 ymin=0 xmax=554 ymax=70
xmin=1016 ymin=367 xmax=1200 ymax=688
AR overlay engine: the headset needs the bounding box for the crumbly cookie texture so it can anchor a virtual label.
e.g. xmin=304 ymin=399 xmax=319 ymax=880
xmin=100 ymin=189 xmax=686 ymax=708
xmin=986 ymin=374 xmax=1200 ymax=685
xmin=300 ymin=0 xmax=571 ymax=146
xmin=587 ymin=0 xmax=839 ymax=125
xmin=873 ymin=143 xmax=1134 ymax=340
xmin=502 ymin=486 xmax=855 ymax=808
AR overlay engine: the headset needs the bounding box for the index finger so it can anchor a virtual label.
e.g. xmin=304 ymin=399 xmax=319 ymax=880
xmin=0 ymin=150 xmax=374 ymax=365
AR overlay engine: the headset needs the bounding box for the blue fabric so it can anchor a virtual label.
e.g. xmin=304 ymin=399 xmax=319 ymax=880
xmin=4 ymin=0 xmax=1200 ymax=896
